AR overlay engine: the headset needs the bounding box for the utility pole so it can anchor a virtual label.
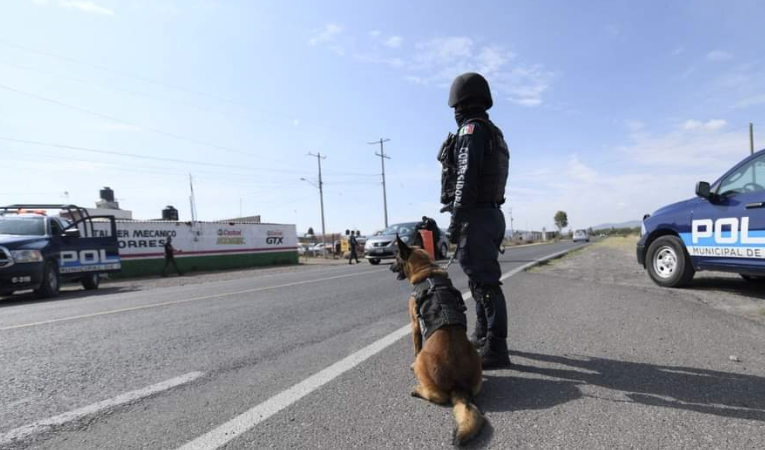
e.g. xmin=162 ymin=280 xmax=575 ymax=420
xmin=188 ymin=174 xmax=198 ymax=222
xmin=307 ymin=152 xmax=327 ymax=253
xmin=750 ymin=122 xmax=755 ymax=155
xmin=368 ymin=138 xmax=391 ymax=228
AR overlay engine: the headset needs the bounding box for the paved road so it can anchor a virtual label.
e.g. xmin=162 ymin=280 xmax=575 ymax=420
xmin=0 ymin=241 xmax=582 ymax=449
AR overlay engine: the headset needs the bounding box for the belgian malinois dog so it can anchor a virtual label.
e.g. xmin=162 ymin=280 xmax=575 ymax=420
xmin=390 ymin=236 xmax=485 ymax=445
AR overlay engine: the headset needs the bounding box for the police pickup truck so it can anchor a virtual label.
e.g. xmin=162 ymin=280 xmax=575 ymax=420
xmin=0 ymin=205 xmax=121 ymax=298
xmin=638 ymin=149 xmax=765 ymax=287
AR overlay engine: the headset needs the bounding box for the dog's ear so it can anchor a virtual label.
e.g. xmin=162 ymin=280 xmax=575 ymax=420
xmin=395 ymin=234 xmax=412 ymax=261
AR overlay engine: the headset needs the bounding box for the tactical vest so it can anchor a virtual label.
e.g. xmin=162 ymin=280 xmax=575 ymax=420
xmin=437 ymin=118 xmax=510 ymax=209
xmin=412 ymin=276 xmax=467 ymax=341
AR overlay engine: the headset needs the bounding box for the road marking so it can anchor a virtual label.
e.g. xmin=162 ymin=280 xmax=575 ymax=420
xmin=0 ymin=269 xmax=386 ymax=332
xmin=499 ymin=246 xmax=581 ymax=282
xmin=176 ymin=246 xmax=581 ymax=450
xmin=0 ymin=371 xmax=204 ymax=446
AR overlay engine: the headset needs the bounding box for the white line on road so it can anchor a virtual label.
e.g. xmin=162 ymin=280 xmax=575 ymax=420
xmin=0 ymin=371 xmax=204 ymax=447
xmin=176 ymin=246 xmax=581 ymax=450
xmin=0 ymin=268 xmax=386 ymax=332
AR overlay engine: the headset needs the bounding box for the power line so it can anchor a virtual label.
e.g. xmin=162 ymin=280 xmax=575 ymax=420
xmin=2 ymin=153 xmax=308 ymax=190
xmin=0 ymin=136 xmax=311 ymax=175
xmin=0 ymin=39 xmax=354 ymax=139
xmin=0 ymin=82 xmax=301 ymax=170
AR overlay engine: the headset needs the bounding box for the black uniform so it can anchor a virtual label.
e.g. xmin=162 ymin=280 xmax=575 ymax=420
xmin=439 ymin=106 xmax=510 ymax=366
xmin=348 ymin=234 xmax=359 ymax=264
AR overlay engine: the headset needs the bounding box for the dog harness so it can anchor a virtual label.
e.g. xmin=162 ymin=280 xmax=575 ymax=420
xmin=412 ymin=276 xmax=468 ymax=341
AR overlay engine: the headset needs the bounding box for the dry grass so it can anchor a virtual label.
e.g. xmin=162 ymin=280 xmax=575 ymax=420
xmin=593 ymin=235 xmax=640 ymax=251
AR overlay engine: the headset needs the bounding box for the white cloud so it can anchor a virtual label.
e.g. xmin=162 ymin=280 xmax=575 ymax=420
xmin=625 ymin=120 xmax=645 ymax=132
xmin=414 ymin=37 xmax=474 ymax=67
xmin=293 ymin=119 xmax=300 ymax=127
xmin=677 ymin=67 xmax=695 ymax=79
xmin=353 ymin=53 xmax=404 ymax=67
xmin=60 ymin=1 xmax=114 ymax=15
xmin=28 ymin=0 xmax=115 ymax=15
xmin=101 ymin=122 xmax=141 ymax=132
xmin=568 ymin=155 xmax=598 ymax=183
xmin=309 ymin=27 xmax=555 ymax=107
xmin=309 ymin=23 xmax=343 ymax=46
xmin=671 ymin=45 xmax=685 ymax=56
xmin=606 ymin=24 xmax=620 ymax=36
xmin=706 ymin=50 xmax=733 ymax=62
xmin=735 ymin=93 xmax=765 ymax=108
xmin=406 ymin=37 xmax=552 ymax=107
xmin=383 ymin=35 xmax=403 ymax=48
xmin=681 ymin=119 xmax=727 ymax=131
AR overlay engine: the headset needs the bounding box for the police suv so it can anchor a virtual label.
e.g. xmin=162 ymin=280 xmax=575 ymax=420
xmin=637 ymin=149 xmax=765 ymax=287
xmin=0 ymin=205 xmax=121 ymax=298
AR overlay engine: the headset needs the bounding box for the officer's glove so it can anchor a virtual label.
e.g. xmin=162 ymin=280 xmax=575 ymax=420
xmin=447 ymin=216 xmax=467 ymax=244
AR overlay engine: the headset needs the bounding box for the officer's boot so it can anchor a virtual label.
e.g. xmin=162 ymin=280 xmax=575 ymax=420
xmin=480 ymin=333 xmax=511 ymax=369
xmin=468 ymin=283 xmax=488 ymax=348
xmin=477 ymin=284 xmax=511 ymax=369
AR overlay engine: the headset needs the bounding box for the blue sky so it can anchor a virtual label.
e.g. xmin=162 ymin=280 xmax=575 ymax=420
xmin=1 ymin=0 xmax=764 ymax=234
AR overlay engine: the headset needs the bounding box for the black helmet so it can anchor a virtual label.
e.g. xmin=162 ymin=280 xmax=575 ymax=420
xmin=448 ymin=72 xmax=493 ymax=109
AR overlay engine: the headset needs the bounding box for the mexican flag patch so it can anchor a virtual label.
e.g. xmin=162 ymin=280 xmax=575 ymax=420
xmin=459 ymin=124 xmax=475 ymax=136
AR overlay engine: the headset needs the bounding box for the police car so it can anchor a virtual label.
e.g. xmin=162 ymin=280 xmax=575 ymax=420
xmin=637 ymin=149 xmax=765 ymax=287
xmin=0 ymin=205 xmax=121 ymax=298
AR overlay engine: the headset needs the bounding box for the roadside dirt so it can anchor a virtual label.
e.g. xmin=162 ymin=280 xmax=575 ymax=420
xmin=532 ymin=236 xmax=765 ymax=325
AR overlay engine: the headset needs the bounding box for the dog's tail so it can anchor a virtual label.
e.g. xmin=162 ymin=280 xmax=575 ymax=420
xmin=450 ymin=390 xmax=484 ymax=446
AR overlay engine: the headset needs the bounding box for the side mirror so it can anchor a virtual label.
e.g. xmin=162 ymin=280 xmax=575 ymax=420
xmin=63 ymin=228 xmax=81 ymax=238
xmin=695 ymin=181 xmax=711 ymax=199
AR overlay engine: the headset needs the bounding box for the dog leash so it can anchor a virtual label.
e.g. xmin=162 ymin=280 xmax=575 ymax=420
xmin=442 ymin=246 xmax=459 ymax=271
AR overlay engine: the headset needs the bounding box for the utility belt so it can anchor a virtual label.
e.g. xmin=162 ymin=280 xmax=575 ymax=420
xmin=474 ymin=202 xmax=501 ymax=209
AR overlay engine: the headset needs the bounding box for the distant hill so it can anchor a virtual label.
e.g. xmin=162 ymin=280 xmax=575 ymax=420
xmin=590 ymin=220 xmax=642 ymax=231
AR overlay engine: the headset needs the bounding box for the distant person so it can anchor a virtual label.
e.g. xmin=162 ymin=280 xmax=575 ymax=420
xmin=418 ymin=215 xmax=441 ymax=245
xmin=348 ymin=231 xmax=360 ymax=264
xmin=162 ymin=236 xmax=183 ymax=277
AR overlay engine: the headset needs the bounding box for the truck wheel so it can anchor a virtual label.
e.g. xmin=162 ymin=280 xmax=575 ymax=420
xmin=35 ymin=261 xmax=60 ymax=298
xmin=82 ymin=273 xmax=100 ymax=290
xmin=646 ymin=236 xmax=695 ymax=288
xmin=740 ymin=274 xmax=765 ymax=282
xmin=369 ymin=258 xmax=380 ymax=265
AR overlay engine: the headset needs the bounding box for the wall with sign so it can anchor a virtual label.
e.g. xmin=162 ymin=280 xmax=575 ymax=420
xmin=94 ymin=221 xmax=298 ymax=277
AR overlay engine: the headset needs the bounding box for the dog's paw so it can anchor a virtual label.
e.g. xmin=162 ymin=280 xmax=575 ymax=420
xmin=410 ymin=362 xmax=415 ymax=371
xmin=410 ymin=387 xmax=422 ymax=398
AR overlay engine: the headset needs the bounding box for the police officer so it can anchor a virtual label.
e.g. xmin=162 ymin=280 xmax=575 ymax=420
xmin=162 ymin=236 xmax=183 ymax=277
xmin=439 ymin=72 xmax=510 ymax=369
xmin=348 ymin=230 xmax=360 ymax=264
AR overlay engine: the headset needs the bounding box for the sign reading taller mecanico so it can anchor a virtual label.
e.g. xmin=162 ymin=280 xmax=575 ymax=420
xmin=95 ymin=221 xmax=297 ymax=277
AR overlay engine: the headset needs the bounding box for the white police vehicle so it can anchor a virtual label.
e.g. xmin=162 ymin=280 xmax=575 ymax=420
xmin=637 ymin=149 xmax=765 ymax=287
xmin=0 ymin=205 xmax=121 ymax=298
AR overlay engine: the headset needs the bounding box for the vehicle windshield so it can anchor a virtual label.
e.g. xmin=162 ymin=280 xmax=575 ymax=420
xmin=380 ymin=222 xmax=418 ymax=236
xmin=0 ymin=217 xmax=46 ymax=236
